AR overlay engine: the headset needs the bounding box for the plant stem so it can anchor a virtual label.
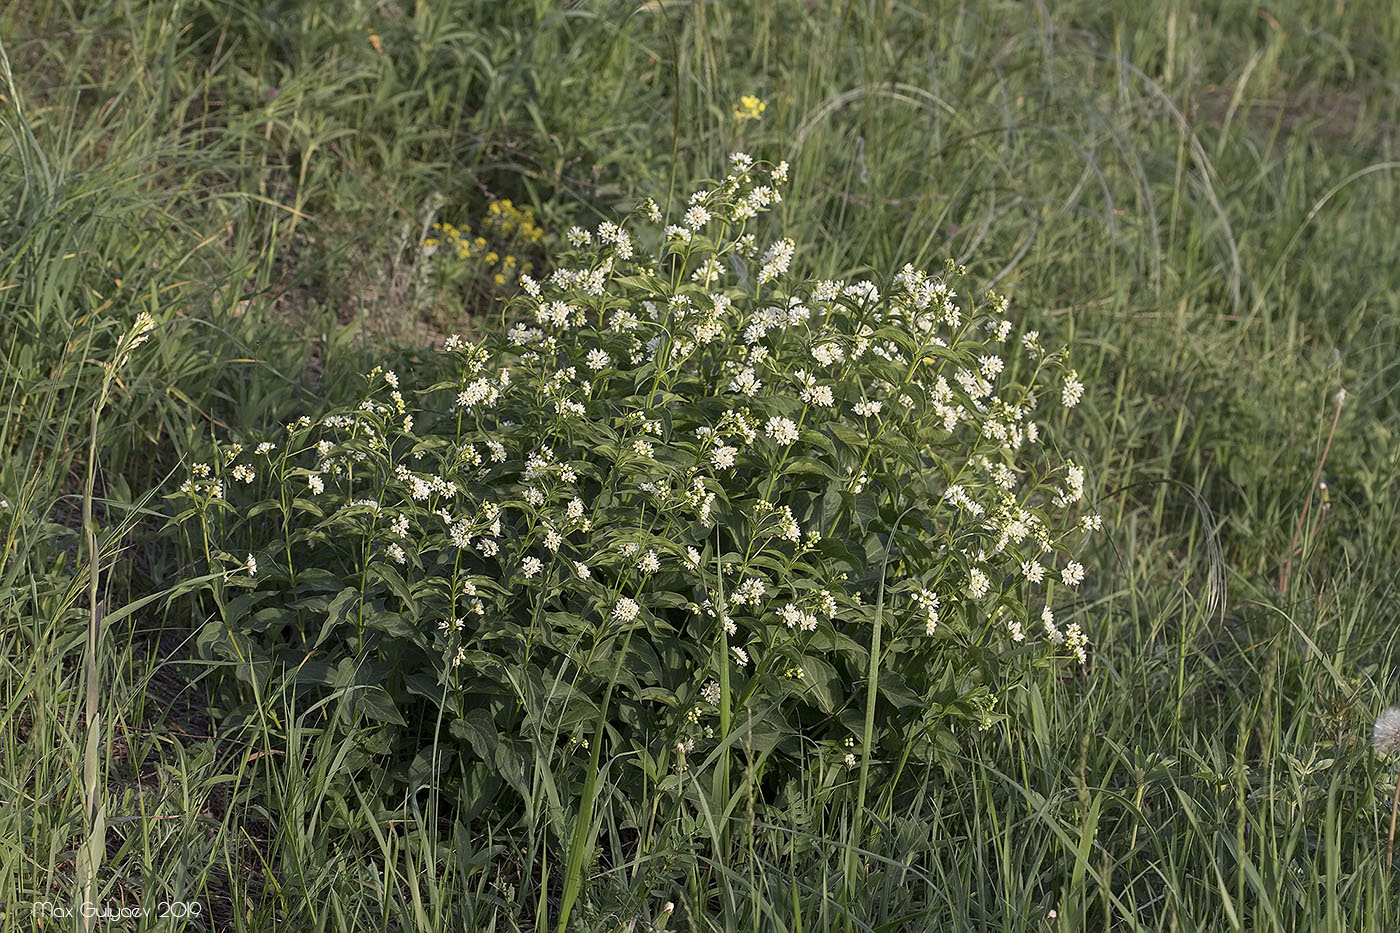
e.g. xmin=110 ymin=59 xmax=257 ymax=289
xmin=79 ymin=381 xmax=111 ymax=930
xmin=1387 ymin=775 xmax=1400 ymax=872
xmin=1279 ymin=390 xmax=1343 ymax=593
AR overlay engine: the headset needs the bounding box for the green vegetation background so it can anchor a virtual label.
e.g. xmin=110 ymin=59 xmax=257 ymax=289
xmin=2 ymin=0 xmax=1398 ymax=929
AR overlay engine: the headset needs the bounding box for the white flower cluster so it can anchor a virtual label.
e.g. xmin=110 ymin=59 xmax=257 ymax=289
xmin=177 ymin=462 xmax=223 ymax=501
xmin=188 ymin=155 xmax=1098 ymax=773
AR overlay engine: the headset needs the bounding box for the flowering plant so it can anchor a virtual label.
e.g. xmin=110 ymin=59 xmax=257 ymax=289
xmin=176 ymin=155 xmax=1096 ymax=813
xmin=410 ymin=198 xmax=546 ymax=330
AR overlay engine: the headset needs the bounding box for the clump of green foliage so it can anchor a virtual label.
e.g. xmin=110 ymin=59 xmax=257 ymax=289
xmin=175 ymin=158 xmax=1097 ymax=854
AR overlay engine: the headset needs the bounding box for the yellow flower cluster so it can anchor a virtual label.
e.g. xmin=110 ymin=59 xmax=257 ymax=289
xmin=424 ymin=199 xmax=540 ymax=290
xmin=483 ymin=199 xmax=545 ymax=244
xmin=734 ymin=95 xmax=766 ymax=121
xmin=425 ymin=221 xmax=487 ymax=261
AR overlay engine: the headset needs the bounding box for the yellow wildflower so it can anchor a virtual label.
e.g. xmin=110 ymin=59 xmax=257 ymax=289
xmin=734 ymin=95 xmax=766 ymax=121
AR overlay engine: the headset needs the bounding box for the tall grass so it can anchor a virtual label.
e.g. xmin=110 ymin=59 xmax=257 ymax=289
xmin=2 ymin=0 xmax=1398 ymax=929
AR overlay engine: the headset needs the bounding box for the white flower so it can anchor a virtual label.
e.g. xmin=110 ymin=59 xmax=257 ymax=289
xmin=386 ymin=543 xmax=406 ymax=564
xmin=574 ymin=561 xmax=590 ymax=579
xmin=307 ymin=474 xmax=324 ymax=495
xmin=1065 ymin=623 xmax=1088 ymax=664
xmin=231 ymin=464 xmax=255 ymax=483
xmin=1373 ymin=708 xmax=1400 ymax=754
xmin=1065 ymin=464 xmax=1086 ymax=500
xmin=545 ymin=530 xmax=562 ymax=552
xmin=1061 ymin=562 xmax=1085 ymax=587
xmin=685 ymin=546 xmax=702 ymax=568
xmin=812 ymin=342 xmax=844 ymax=367
xmin=683 ymin=205 xmax=711 ymax=229
xmin=729 ymin=367 xmax=762 ymax=396
xmin=613 ymin=597 xmax=640 ymax=622
xmin=586 ymin=348 xmax=610 ymax=370
xmin=457 ymin=377 xmax=499 ymax=410
xmin=711 ymin=445 xmax=737 ymax=470
xmin=245 ymin=554 xmax=257 ymax=576
xmin=731 ymin=646 xmax=750 ymax=667
xmin=731 ymin=577 xmax=766 ymax=606
xmin=597 ymin=220 xmax=633 ymax=258
xmin=778 ymin=603 xmax=818 ymax=632
xmin=566 ymin=497 xmax=584 ymax=520
xmin=632 ymin=439 xmax=654 ymax=458
xmin=1022 ymin=560 xmax=1045 ymax=584
xmin=776 ymin=506 xmax=800 ymax=542
xmin=808 ymin=384 xmax=834 ymax=407
xmin=1062 ymin=371 xmax=1084 ymax=408
xmin=764 ymin=416 xmax=799 ymax=445
xmin=638 ymin=550 xmax=660 ymax=574
xmin=255 ymin=442 xmax=276 ymax=455
xmin=521 ymin=556 xmax=542 ymax=579
xmin=853 ymin=400 xmax=882 ymax=417
xmin=450 ymin=520 xmax=472 ymax=550
xmin=967 ymin=568 xmax=990 ymax=600
xmin=550 ymin=393 xmax=584 ymax=418
xmin=758 ymin=238 xmax=795 ymax=284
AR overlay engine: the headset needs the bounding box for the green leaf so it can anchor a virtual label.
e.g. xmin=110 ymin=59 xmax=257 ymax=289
xmin=825 ymin=423 xmax=868 ymax=451
xmin=316 ymin=586 xmax=360 ymax=648
xmin=351 ymin=685 xmax=406 ymax=725
xmin=451 ymin=708 xmax=500 ymax=763
xmin=797 ymin=655 xmax=841 ymax=713
xmin=783 ymin=456 xmax=838 ymax=480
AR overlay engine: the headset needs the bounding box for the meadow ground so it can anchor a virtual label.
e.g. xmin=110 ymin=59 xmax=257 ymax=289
xmin=2 ymin=1 xmax=1399 ymax=930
